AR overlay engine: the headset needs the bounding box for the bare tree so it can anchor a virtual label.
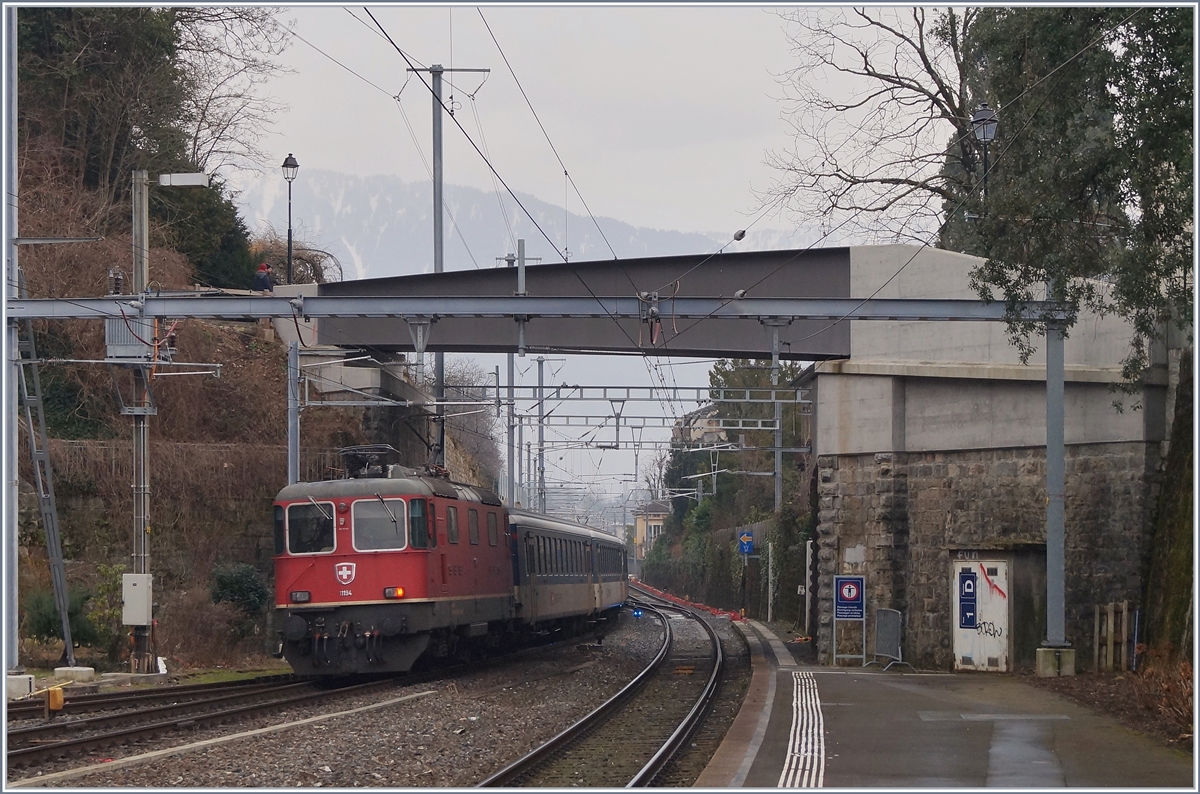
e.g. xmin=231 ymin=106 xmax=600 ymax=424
xmin=250 ymin=226 xmax=344 ymax=285
xmin=761 ymin=7 xmax=983 ymax=244
xmin=642 ymin=449 xmax=670 ymax=500
xmin=441 ymin=358 xmax=504 ymax=486
xmin=171 ymin=8 xmax=292 ymax=175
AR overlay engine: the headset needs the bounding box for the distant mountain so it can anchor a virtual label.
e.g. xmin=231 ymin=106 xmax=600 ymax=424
xmin=233 ymin=169 xmax=820 ymax=281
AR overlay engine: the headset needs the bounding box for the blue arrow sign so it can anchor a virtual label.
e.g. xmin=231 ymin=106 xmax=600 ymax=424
xmin=738 ymin=532 xmax=754 ymax=555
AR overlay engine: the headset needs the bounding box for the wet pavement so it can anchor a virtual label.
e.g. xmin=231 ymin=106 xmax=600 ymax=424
xmin=696 ymin=620 xmax=1193 ymax=789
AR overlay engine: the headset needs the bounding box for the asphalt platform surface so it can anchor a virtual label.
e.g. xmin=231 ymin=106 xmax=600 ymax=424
xmin=695 ymin=620 xmax=1193 ymax=789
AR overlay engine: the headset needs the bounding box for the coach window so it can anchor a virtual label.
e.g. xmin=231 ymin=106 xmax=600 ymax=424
xmin=409 ymin=498 xmax=429 ymax=549
xmin=468 ymin=509 xmax=480 ymax=545
xmin=287 ymin=502 xmax=334 ymax=554
xmin=487 ymin=512 xmax=498 ymax=546
xmin=446 ymin=506 xmax=459 ymax=543
xmin=353 ymin=498 xmax=407 ymax=551
xmin=273 ymin=505 xmax=285 ymax=555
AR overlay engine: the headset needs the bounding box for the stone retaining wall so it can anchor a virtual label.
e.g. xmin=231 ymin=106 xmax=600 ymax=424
xmin=816 ymin=442 xmax=1158 ymax=670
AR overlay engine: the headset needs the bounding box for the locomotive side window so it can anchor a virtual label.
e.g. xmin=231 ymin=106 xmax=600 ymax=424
xmin=352 ymin=498 xmax=406 ymax=551
xmin=487 ymin=512 xmax=498 ymax=546
xmin=273 ymin=505 xmax=285 ymax=555
xmin=287 ymin=502 xmax=335 ymax=554
xmin=409 ymin=498 xmax=429 ymax=548
xmin=446 ymin=506 xmax=459 ymax=544
xmin=468 ymin=509 xmax=480 ymax=545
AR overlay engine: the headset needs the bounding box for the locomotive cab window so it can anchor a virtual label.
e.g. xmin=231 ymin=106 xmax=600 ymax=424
xmin=447 ymin=506 xmax=459 ymax=543
xmin=273 ymin=505 xmax=285 ymax=555
xmin=409 ymin=498 xmax=429 ymax=548
xmin=487 ymin=512 xmax=498 ymax=546
xmin=352 ymin=498 xmax=406 ymax=551
xmin=468 ymin=509 xmax=480 ymax=545
xmin=287 ymin=502 xmax=335 ymax=554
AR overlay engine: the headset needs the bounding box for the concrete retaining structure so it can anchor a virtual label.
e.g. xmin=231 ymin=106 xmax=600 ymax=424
xmin=809 ymin=246 xmax=1167 ymax=671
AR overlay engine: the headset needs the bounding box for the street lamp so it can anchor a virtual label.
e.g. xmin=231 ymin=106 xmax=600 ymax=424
xmin=971 ymin=103 xmax=998 ymax=200
xmin=282 ymin=153 xmax=299 ymax=284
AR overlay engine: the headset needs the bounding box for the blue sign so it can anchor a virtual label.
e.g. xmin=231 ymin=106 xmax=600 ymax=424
xmin=834 ymin=575 xmax=865 ymax=620
xmin=958 ymin=569 xmax=977 ymax=629
xmin=738 ymin=531 xmax=754 ymax=555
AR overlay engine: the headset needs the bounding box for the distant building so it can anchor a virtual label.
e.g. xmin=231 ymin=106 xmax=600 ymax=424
xmin=633 ymin=500 xmax=671 ymax=563
xmin=671 ymin=404 xmax=726 ymax=445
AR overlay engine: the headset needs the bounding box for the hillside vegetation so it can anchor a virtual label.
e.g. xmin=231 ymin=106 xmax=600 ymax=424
xmin=12 ymin=8 xmax=499 ymax=670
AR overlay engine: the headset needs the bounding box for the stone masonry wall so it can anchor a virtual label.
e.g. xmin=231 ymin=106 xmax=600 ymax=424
xmin=816 ymin=442 xmax=1158 ymax=669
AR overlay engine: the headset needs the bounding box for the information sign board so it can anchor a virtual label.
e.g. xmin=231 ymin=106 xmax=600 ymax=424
xmin=834 ymin=575 xmax=865 ymax=620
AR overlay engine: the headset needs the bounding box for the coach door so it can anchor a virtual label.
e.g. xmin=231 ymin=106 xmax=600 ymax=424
xmin=588 ymin=541 xmax=602 ymax=613
xmin=525 ymin=533 xmax=539 ymax=623
xmin=952 ymin=558 xmax=1010 ymax=672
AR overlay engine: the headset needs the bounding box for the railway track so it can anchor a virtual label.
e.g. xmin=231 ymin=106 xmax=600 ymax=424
xmin=6 ymin=676 xmax=398 ymax=770
xmin=7 ymin=627 xmax=612 ymax=775
xmin=479 ymin=598 xmax=724 ymax=787
xmin=5 ymin=675 xmax=297 ymax=722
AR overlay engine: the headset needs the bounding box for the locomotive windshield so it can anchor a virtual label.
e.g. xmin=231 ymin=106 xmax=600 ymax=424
xmin=353 ymin=498 xmax=407 ymax=551
xmin=287 ymin=502 xmax=335 ymax=554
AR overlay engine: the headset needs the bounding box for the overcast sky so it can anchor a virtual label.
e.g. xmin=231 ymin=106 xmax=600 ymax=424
xmin=237 ymin=5 xmax=819 ymax=523
xmin=240 ymin=5 xmax=802 ymax=238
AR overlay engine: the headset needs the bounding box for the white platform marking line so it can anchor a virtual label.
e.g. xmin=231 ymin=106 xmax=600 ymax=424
xmin=780 ymin=671 xmax=803 ymax=786
xmin=778 ymin=671 xmax=825 ymax=788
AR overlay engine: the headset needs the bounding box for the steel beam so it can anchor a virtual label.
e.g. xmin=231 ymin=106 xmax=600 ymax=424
xmin=507 ymin=414 xmax=782 ymax=430
xmin=8 ymin=295 xmax=1065 ymax=323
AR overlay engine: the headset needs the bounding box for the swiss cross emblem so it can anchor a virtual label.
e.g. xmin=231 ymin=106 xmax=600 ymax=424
xmin=335 ymin=562 xmax=356 ymax=585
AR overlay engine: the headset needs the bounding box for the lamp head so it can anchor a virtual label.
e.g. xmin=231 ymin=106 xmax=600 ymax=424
xmin=282 ymin=153 xmax=299 ymax=182
xmin=971 ymin=103 xmax=997 ymax=144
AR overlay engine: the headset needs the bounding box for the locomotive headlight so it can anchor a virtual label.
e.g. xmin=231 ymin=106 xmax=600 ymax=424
xmin=383 ymin=586 xmax=406 ymax=599
xmin=290 ymin=590 xmax=311 ymax=603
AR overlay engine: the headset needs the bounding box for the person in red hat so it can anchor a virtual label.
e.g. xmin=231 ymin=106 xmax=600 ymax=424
xmin=252 ymin=262 xmax=273 ymax=292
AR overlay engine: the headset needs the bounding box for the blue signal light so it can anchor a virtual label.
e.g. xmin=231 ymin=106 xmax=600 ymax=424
xmin=632 ymin=608 xmax=643 ymax=618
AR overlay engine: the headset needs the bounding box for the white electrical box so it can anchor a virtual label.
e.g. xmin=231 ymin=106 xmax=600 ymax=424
xmin=122 ymin=573 xmax=153 ymax=626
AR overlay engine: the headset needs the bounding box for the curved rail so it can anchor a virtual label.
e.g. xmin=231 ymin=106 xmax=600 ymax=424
xmin=627 ymin=599 xmax=725 ymax=786
xmin=479 ymin=597 xmax=725 ymax=788
xmin=478 ymin=605 xmax=674 ymax=787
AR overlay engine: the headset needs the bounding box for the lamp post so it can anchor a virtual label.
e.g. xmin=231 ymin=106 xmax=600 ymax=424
xmin=971 ymin=103 xmax=997 ymax=200
xmin=282 ymin=153 xmax=299 ymax=284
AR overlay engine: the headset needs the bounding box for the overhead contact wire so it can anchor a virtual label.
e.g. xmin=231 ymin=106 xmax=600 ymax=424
xmin=477 ymin=8 xmax=619 ymax=261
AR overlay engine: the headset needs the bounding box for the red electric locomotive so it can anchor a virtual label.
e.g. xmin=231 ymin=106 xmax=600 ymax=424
xmin=272 ymin=447 xmax=627 ymax=674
